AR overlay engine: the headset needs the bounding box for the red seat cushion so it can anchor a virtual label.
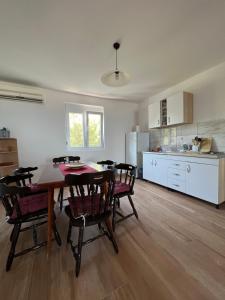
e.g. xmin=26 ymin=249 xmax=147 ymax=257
xmin=68 ymin=194 xmax=105 ymax=218
xmin=11 ymin=193 xmax=48 ymax=219
xmin=113 ymin=181 xmax=130 ymax=195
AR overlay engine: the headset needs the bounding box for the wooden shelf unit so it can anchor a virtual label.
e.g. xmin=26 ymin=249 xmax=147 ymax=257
xmin=0 ymin=138 xmax=18 ymax=177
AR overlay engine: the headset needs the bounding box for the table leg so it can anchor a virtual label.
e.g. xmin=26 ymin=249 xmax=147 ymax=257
xmin=47 ymin=186 xmax=54 ymax=256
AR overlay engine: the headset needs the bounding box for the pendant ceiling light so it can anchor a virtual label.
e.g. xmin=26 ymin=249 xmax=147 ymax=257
xmin=101 ymin=42 xmax=130 ymax=87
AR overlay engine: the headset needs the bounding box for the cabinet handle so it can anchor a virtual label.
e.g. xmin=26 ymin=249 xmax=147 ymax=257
xmin=187 ymin=165 xmax=191 ymax=173
xmin=157 ymin=120 xmax=160 ymax=125
xmin=174 ymin=163 xmax=180 ymax=166
xmin=173 ymin=184 xmax=180 ymax=187
xmin=168 ymin=116 xmax=170 ymax=124
xmin=154 ymin=160 xmax=157 ymax=166
xmin=174 ymin=173 xmax=180 ymax=176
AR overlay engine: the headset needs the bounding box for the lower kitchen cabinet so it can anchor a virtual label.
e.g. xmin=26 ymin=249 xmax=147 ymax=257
xmin=143 ymin=154 xmax=168 ymax=186
xmin=143 ymin=152 xmax=225 ymax=205
xmin=168 ymin=177 xmax=186 ymax=193
xmin=153 ymin=158 xmax=168 ymax=186
xmin=143 ymin=153 xmax=155 ymax=182
xmin=186 ymin=162 xmax=218 ymax=204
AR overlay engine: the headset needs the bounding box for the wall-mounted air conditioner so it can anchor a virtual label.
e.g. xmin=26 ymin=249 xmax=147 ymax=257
xmin=0 ymin=89 xmax=44 ymax=104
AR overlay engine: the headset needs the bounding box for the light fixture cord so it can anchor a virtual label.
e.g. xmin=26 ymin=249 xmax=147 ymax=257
xmin=115 ymin=48 xmax=119 ymax=80
xmin=116 ymin=48 xmax=118 ymax=71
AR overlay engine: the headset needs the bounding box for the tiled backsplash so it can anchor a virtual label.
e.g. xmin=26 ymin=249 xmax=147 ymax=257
xmin=150 ymin=119 xmax=225 ymax=152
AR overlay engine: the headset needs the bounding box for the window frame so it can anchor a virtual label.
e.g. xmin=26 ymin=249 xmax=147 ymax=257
xmin=65 ymin=103 xmax=105 ymax=151
xmin=86 ymin=111 xmax=104 ymax=148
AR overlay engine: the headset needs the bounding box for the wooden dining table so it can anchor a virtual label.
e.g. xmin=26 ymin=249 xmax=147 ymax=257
xmin=36 ymin=161 xmax=105 ymax=255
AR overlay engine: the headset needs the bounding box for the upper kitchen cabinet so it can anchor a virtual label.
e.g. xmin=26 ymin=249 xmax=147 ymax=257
xmin=148 ymin=101 xmax=161 ymax=128
xmin=148 ymin=91 xmax=193 ymax=128
xmin=167 ymin=92 xmax=193 ymax=126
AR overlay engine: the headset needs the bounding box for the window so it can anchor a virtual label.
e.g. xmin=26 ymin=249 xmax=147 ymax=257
xmin=69 ymin=112 xmax=84 ymax=147
xmin=66 ymin=103 xmax=104 ymax=149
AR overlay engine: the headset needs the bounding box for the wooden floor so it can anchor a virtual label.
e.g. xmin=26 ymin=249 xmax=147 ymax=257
xmin=1 ymin=180 xmax=225 ymax=300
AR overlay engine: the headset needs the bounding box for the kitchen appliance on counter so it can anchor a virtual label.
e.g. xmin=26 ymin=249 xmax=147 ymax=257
xmin=125 ymin=132 xmax=150 ymax=178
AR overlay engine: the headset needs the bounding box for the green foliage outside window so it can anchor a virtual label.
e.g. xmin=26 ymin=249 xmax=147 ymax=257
xmin=88 ymin=113 xmax=101 ymax=147
xmin=69 ymin=112 xmax=103 ymax=148
xmin=69 ymin=113 xmax=84 ymax=147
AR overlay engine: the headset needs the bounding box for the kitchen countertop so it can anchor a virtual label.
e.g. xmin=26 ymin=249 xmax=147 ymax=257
xmin=143 ymin=151 xmax=225 ymax=159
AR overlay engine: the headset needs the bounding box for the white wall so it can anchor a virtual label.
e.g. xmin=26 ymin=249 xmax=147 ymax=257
xmin=0 ymin=84 xmax=138 ymax=166
xmin=139 ymin=61 xmax=225 ymax=131
xmin=3 ymin=60 xmax=225 ymax=168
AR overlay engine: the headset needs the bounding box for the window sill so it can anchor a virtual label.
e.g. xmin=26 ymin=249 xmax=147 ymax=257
xmin=67 ymin=146 xmax=105 ymax=152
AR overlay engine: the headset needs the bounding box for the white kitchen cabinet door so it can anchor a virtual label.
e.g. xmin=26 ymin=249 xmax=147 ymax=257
xmin=154 ymin=158 xmax=168 ymax=186
xmin=143 ymin=154 xmax=168 ymax=186
xmin=148 ymin=102 xmax=161 ymax=128
xmin=143 ymin=154 xmax=155 ymax=181
xmin=167 ymin=92 xmax=193 ymax=126
xmin=186 ymin=162 xmax=219 ymax=204
xmin=167 ymin=92 xmax=184 ymax=125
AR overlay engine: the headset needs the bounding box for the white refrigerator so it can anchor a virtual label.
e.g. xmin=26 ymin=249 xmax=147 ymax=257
xmin=125 ymin=132 xmax=150 ymax=178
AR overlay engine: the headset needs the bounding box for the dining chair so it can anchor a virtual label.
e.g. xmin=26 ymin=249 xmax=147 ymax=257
xmin=97 ymin=160 xmax=116 ymax=170
xmin=112 ymin=163 xmax=138 ymax=231
xmin=68 ymin=156 xmax=81 ymax=162
xmin=0 ymin=175 xmax=61 ymax=271
xmin=52 ymin=156 xmax=81 ymax=211
xmin=14 ymin=166 xmax=47 ymax=195
xmin=97 ymin=160 xmax=120 ymax=206
xmin=65 ymin=170 xmax=118 ymax=277
xmin=52 ymin=156 xmax=67 ymax=164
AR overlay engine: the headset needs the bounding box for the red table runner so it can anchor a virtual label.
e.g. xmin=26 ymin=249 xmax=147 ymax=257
xmin=59 ymin=163 xmax=97 ymax=176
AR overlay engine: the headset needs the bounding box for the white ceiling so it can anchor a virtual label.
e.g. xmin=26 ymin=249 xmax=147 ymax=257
xmin=0 ymin=0 xmax=225 ymax=102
